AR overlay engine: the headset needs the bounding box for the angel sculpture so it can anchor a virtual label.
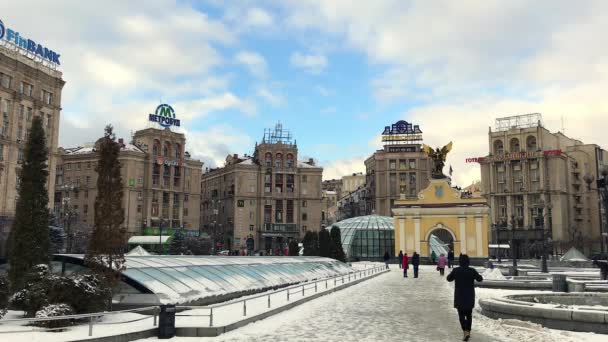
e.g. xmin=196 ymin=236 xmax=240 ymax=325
xmin=423 ymin=142 xmax=453 ymax=179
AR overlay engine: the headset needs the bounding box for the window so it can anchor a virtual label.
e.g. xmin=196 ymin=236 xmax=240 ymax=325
xmin=275 ymin=173 xmax=283 ymax=193
xmin=275 ymin=200 xmax=283 ymax=222
xmin=409 ymin=159 xmax=416 ymax=169
xmin=0 ymin=144 xmax=3 ymax=161
xmin=509 ymin=138 xmax=520 ymax=153
xmin=86 ymin=176 xmax=90 ymax=185
xmin=389 ymin=159 xmax=396 ymax=170
xmin=265 ymin=152 xmax=272 ymax=167
xmin=46 ymin=114 xmax=51 ymax=128
xmin=163 ymin=141 xmax=171 ymax=157
xmin=183 ymin=207 xmax=188 ymax=217
xmin=84 ymin=190 xmax=88 ymax=199
xmin=526 ymin=136 xmax=537 ymax=151
xmin=137 ymin=204 xmax=142 ymax=213
xmin=399 ymin=173 xmax=407 ymax=194
xmin=0 ymin=73 xmax=11 ymax=89
xmin=18 ymin=105 xmax=24 ymax=121
xmin=137 ymin=191 xmax=143 ymax=200
xmin=512 ymin=161 xmax=522 ymax=185
xmin=184 ymin=194 xmax=189 ymax=202
xmin=249 ymin=225 xmax=254 ymax=232
xmin=286 ymin=154 xmax=294 ymax=168
xmin=86 ymin=161 xmax=91 ymax=169
xmin=514 ymin=195 xmax=524 ymax=220
xmin=275 ymin=153 xmax=283 ymax=168
xmin=153 ymin=139 xmax=160 ymax=156
xmin=264 ymin=172 xmax=272 ymax=193
xmin=302 ymin=213 xmax=308 ymax=221
xmin=73 ymin=190 xmax=79 ymax=199
xmin=1 ymin=98 xmax=10 ymax=115
xmin=76 ymin=162 xmax=81 ymax=170
xmin=302 ymin=225 xmax=307 ymax=232
xmin=389 ymin=173 xmax=397 ymax=196
xmin=286 ymin=200 xmax=294 ymax=223
xmin=494 ymin=140 xmax=504 ymax=155
xmin=238 ymin=200 xmax=245 ymax=207
xmin=18 ymin=149 xmax=24 ymax=162
xmin=26 ymin=107 xmax=32 ymax=122
xmin=20 ymin=82 xmax=33 ymax=97
xmin=497 ymin=197 xmax=507 ymax=221
xmin=174 ymin=144 xmax=181 ymax=158
xmin=41 ymin=90 xmax=53 ymax=105
xmin=17 ymin=126 xmax=22 ymax=140
xmin=138 ymin=176 xmax=143 ymax=184
xmin=399 ymin=159 xmax=407 ymax=170
xmin=83 ymin=204 xmax=88 ymax=214
xmin=302 ymin=175 xmax=307 ymax=183
xmin=302 ymin=200 xmax=307 ymax=207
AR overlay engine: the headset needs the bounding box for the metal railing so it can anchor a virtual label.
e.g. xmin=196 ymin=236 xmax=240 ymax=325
xmin=0 ymin=306 xmax=159 ymax=337
xmin=175 ymin=265 xmax=386 ymax=327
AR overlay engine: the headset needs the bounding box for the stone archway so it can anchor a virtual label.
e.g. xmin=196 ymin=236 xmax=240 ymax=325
xmin=427 ymin=225 xmax=455 ymax=256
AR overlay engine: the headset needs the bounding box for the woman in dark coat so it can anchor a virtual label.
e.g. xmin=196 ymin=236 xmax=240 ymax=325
xmin=383 ymin=251 xmax=390 ymax=269
xmin=398 ymin=250 xmax=404 ymax=269
xmin=446 ymin=254 xmax=483 ymax=341
xmin=411 ymin=252 xmax=420 ymax=278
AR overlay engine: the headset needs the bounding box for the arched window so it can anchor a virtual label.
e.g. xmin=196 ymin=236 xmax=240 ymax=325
xmin=265 ymin=152 xmax=272 ymax=167
xmin=526 ymin=136 xmax=537 ymax=151
xmin=275 ymin=153 xmax=283 ymax=168
xmin=493 ymin=140 xmax=504 ymax=155
xmin=175 ymin=143 xmax=181 ymax=158
xmin=153 ymin=139 xmax=161 ymax=156
xmin=163 ymin=141 xmax=171 ymax=157
xmin=509 ymin=138 xmax=520 ymax=153
xmin=286 ymin=154 xmax=294 ymax=168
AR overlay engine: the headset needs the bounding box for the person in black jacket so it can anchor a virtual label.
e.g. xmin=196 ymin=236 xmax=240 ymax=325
xmin=398 ymin=250 xmax=404 ymax=269
xmin=383 ymin=251 xmax=390 ymax=269
xmin=447 ymin=249 xmax=455 ymax=268
xmin=411 ymin=252 xmax=420 ymax=278
xmin=447 ymin=254 xmax=483 ymax=341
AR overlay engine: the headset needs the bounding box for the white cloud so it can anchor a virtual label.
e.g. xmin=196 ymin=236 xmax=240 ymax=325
xmin=256 ymin=86 xmax=284 ymax=106
xmin=245 ymin=7 xmax=274 ymax=27
xmin=290 ymin=52 xmax=328 ymax=73
xmin=185 ymin=125 xmax=253 ymax=168
xmin=322 ymin=156 xmax=367 ymax=180
xmin=235 ymin=51 xmax=268 ymax=78
xmin=316 ymin=85 xmax=332 ymax=96
xmin=177 ymin=93 xmax=257 ymax=120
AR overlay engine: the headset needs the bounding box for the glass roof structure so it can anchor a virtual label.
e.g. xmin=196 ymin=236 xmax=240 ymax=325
xmin=54 ymin=255 xmax=352 ymax=305
xmin=330 ymin=215 xmax=395 ymax=261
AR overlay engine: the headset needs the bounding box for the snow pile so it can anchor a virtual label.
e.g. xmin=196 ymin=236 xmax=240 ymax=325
xmin=483 ymin=268 xmax=507 ymax=280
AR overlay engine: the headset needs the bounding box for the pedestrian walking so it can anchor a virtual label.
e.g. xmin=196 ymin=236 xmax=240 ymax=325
xmin=402 ymin=252 xmax=409 ymax=278
xmin=411 ymin=252 xmax=420 ymax=278
xmin=431 ymin=250 xmax=437 ymax=264
xmin=398 ymin=250 xmax=404 ymax=269
xmin=383 ymin=251 xmax=390 ymax=269
xmin=447 ymin=254 xmax=483 ymax=341
xmin=437 ymin=253 xmax=447 ymax=276
xmin=447 ymin=249 xmax=455 ymax=268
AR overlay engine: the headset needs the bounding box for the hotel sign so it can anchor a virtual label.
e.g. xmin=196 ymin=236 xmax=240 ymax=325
xmin=466 ymin=149 xmax=563 ymax=163
xmin=0 ymin=18 xmax=61 ymax=65
xmin=381 ymin=120 xmax=423 ymax=142
xmin=149 ymin=104 xmax=180 ymax=128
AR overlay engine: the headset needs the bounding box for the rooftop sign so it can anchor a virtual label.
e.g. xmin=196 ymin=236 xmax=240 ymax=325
xmin=149 ymin=104 xmax=180 ymax=128
xmin=0 ymin=18 xmax=61 ymax=65
xmin=465 ymin=149 xmax=563 ymax=163
xmin=381 ymin=120 xmax=423 ymax=143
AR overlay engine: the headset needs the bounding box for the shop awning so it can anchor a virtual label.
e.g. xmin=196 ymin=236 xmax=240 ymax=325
xmin=128 ymin=235 xmax=172 ymax=245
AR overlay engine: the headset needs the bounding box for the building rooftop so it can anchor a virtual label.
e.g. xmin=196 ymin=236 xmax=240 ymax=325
xmin=63 ymin=143 xmax=145 ymax=155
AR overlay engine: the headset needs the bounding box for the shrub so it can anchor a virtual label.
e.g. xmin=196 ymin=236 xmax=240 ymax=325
xmin=34 ymin=303 xmax=75 ymax=329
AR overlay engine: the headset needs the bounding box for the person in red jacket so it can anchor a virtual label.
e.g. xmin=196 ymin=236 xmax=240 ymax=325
xmin=402 ymin=252 xmax=409 ymax=278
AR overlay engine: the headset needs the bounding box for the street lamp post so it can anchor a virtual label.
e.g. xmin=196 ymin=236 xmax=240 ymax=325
xmin=159 ymin=218 xmax=165 ymax=255
xmin=510 ymin=215 xmax=518 ymax=275
xmin=597 ymin=166 xmax=608 ymax=254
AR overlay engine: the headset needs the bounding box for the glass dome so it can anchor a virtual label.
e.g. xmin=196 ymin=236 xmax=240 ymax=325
xmin=330 ymin=215 xmax=395 ymax=261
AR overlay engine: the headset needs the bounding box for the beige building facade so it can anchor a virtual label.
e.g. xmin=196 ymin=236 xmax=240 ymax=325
xmin=476 ymin=114 xmax=607 ymax=256
xmin=55 ymin=126 xmax=203 ymax=241
xmin=200 ymin=123 xmax=323 ymax=253
xmin=366 ymin=120 xmax=431 ymax=216
xmin=0 ymin=44 xmax=65 ymax=256
xmin=341 ymin=173 xmax=365 ymax=195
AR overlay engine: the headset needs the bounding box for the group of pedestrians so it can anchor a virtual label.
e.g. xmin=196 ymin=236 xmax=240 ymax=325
xmin=396 ymin=249 xmax=483 ymax=341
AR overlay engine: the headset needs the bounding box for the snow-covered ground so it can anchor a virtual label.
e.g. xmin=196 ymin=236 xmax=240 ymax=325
xmin=137 ymin=266 xmax=607 ymax=342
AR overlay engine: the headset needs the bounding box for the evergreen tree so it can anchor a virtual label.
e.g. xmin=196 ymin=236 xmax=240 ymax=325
xmin=288 ymin=240 xmax=299 ymax=256
xmin=84 ymin=125 xmax=126 ymax=301
xmin=318 ymin=228 xmax=331 ymax=257
xmin=168 ymin=230 xmax=190 ymax=255
xmin=329 ymin=226 xmax=346 ymax=262
xmin=302 ymin=231 xmax=319 ymax=256
xmin=8 ymin=116 xmax=50 ymax=290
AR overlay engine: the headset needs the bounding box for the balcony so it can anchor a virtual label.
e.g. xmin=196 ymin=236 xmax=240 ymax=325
xmin=261 ymin=223 xmax=299 ymax=237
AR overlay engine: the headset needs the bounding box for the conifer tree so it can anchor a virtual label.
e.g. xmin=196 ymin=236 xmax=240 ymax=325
xmin=8 ymin=116 xmax=50 ymax=290
xmin=318 ymin=228 xmax=331 ymax=257
xmin=329 ymin=226 xmax=346 ymax=262
xmin=85 ymin=125 xmax=126 ymax=296
xmin=168 ymin=230 xmax=190 ymax=255
xmin=288 ymin=240 xmax=299 ymax=256
xmin=302 ymin=231 xmax=316 ymax=256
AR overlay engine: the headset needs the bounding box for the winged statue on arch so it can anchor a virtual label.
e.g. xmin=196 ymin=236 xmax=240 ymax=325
xmin=423 ymin=141 xmax=453 ymax=179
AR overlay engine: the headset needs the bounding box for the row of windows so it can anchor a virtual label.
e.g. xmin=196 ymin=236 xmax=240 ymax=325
xmin=388 ymin=159 xmax=417 ymax=170
xmin=152 ymin=140 xmax=182 ymax=158
xmin=493 ymin=136 xmax=537 ymax=154
xmin=264 ymin=152 xmax=295 ymax=168
xmin=0 ymin=73 xmax=54 ymax=106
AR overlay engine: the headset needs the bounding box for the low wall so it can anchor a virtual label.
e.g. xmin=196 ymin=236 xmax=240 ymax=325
xmin=480 ymin=293 xmax=608 ymax=334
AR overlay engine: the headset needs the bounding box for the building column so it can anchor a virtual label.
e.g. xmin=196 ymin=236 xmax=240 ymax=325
xmin=399 ymin=217 xmax=406 ymax=252
xmin=459 ymin=216 xmax=467 ymax=254
xmin=476 ymin=217 xmax=483 ymax=257
xmin=414 ymin=217 xmax=421 ymax=254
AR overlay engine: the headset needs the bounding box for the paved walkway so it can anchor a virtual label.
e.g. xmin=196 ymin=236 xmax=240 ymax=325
xmin=198 ymin=265 xmax=493 ymax=342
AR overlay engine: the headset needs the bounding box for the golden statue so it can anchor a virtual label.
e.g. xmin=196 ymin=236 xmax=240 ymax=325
xmin=423 ymin=142 xmax=453 ymax=179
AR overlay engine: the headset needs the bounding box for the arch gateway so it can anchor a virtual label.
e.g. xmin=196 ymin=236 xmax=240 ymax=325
xmin=392 ymin=178 xmax=489 ymax=259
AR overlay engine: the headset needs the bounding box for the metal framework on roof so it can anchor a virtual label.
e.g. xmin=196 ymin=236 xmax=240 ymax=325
xmin=262 ymin=122 xmax=294 ymax=144
xmin=495 ymin=113 xmax=543 ymax=132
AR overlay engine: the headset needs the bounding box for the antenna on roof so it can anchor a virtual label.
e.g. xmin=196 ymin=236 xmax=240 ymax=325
xmin=561 ymin=115 xmax=565 ymax=134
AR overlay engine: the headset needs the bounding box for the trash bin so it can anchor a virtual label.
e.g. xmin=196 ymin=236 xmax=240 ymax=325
xmin=552 ymin=274 xmax=567 ymax=292
xmin=158 ymin=305 xmax=176 ymax=339
xmin=508 ymin=266 xmax=518 ymax=277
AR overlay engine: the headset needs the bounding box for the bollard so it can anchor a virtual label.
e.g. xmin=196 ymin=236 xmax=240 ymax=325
xmin=154 ymin=312 xmax=157 ymax=326
xmin=243 ymin=300 xmax=247 ymax=316
xmin=326 ymin=280 xmax=328 ymax=289
xmin=315 ymin=282 xmax=318 ymax=292
xmin=209 ymin=307 xmax=213 ymax=327
xmin=287 ymin=290 xmax=290 ymax=301
xmin=541 ymin=255 xmax=548 ymax=273
xmin=334 ymin=278 xmax=337 ymax=286
xmin=348 ymin=274 xmax=351 ymax=281
xmin=88 ymin=316 xmax=94 ymax=337
xmin=302 ymin=285 xmax=305 ymax=296
xmin=268 ymin=294 xmax=271 ymax=308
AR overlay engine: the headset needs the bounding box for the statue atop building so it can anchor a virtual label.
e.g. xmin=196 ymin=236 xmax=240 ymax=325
xmin=423 ymin=142 xmax=453 ymax=179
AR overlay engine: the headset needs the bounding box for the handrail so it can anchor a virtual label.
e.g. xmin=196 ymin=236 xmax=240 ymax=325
xmin=0 ymin=306 xmax=158 ymax=324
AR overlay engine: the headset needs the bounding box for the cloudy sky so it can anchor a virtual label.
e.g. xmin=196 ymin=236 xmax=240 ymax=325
xmin=2 ymin=1 xmax=607 ymax=186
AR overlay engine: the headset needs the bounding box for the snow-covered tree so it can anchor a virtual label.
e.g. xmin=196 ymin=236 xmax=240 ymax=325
xmin=34 ymin=304 xmax=75 ymax=328
xmin=8 ymin=116 xmax=51 ymax=290
xmin=330 ymin=226 xmax=346 ymax=262
xmin=302 ymin=231 xmax=319 ymax=256
xmin=288 ymin=240 xmax=299 ymax=256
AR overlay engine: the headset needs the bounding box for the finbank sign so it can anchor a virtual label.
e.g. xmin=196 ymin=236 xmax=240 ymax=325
xmin=0 ymin=18 xmax=61 ymax=65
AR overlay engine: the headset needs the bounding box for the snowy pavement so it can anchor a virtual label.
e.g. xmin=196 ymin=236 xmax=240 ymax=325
xmin=140 ymin=265 xmax=607 ymax=342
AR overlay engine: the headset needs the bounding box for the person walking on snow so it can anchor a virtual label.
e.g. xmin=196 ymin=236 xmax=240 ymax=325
xmin=447 ymin=249 xmax=455 ymax=268
xmin=402 ymin=252 xmax=409 ymax=278
xmin=383 ymin=251 xmax=390 ymax=269
xmin=398 ymin=250 xmax=404 ymax=269
xmin=411 ymin=252 xmax=420 ymax=278
xmin=431 ymin=250 xmax=437 ymax=264
xmin=437 ymin=253 xmax=447 ymax=276
xmin=447 ymin=254 xmax=483 ymax=341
